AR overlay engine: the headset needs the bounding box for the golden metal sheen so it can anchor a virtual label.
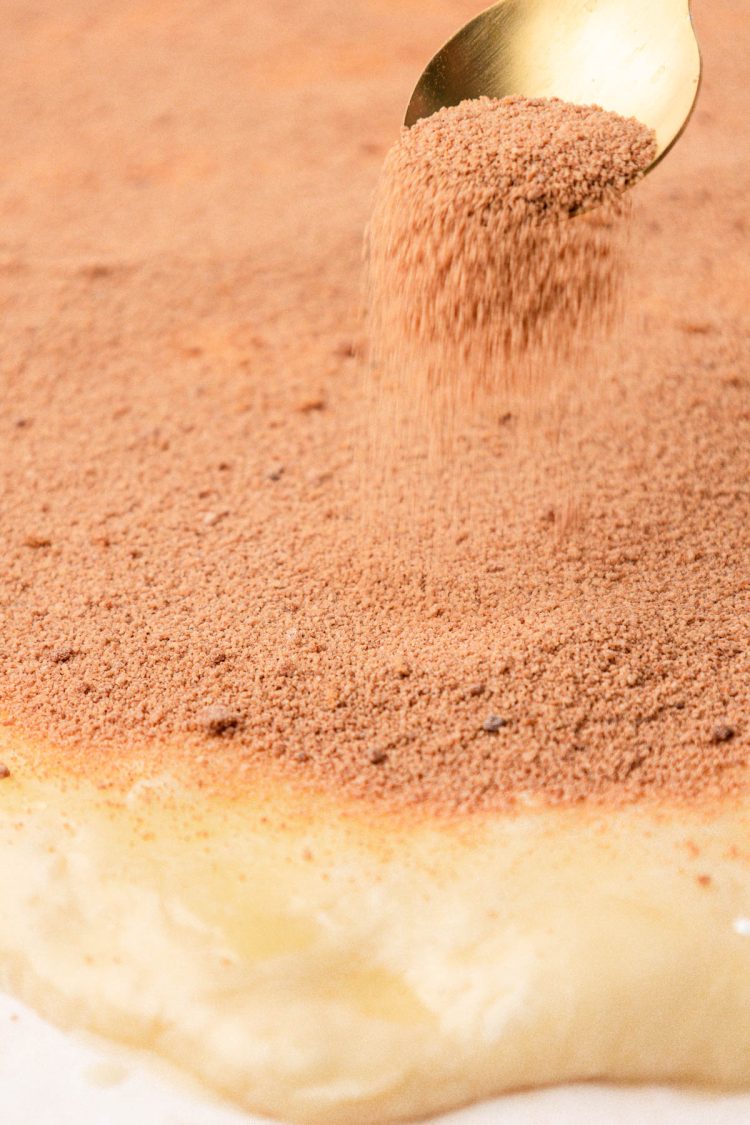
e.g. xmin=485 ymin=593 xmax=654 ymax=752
xmin=406 ymin=0 xmax=701 ymax=168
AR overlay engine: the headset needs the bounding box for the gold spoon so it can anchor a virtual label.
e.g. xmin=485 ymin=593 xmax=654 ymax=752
xmin=405 ymin=0 xmax=701 ymax=169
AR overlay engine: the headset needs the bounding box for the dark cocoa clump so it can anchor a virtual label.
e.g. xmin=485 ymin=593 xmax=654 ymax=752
xmin=198 ymin=706 xmax=241 ymax=738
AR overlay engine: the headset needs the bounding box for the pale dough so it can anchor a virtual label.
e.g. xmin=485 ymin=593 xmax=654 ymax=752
xmin=1 ymin=730 xmax=750 ymax=1123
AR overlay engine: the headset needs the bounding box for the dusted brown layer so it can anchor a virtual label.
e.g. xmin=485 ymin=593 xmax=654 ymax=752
xmin=0 ymin=0 xmax=748 ymax=813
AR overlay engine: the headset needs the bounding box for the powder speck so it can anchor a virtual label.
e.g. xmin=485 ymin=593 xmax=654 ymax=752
xmin=483 ymin=716 xmax=508 ymax=734
xmin=197 ymin=707 xmax=242 ymax=738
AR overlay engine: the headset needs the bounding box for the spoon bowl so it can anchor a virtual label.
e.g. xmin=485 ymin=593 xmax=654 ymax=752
xmin=406 ymin=0 xmax=701 ymax=169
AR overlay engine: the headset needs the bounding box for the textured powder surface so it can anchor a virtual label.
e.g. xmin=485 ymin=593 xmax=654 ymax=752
xmin=386 ymin=96 xmax=656 ymax=217
xmin=367 ymin=96 xmax=656 ymax=431
xmin=0 ymin=0 xmax=748 ymax=814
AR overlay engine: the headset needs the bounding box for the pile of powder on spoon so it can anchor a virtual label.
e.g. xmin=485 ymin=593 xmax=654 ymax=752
xmin=366 ymin=95 xmax=657 ymax=441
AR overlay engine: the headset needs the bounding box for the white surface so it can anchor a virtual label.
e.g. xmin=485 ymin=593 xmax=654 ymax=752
xmin=2 ymin=993 xmax=749 ymax=1125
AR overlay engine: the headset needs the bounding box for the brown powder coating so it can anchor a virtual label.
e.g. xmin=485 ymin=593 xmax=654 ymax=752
xmin=0 ymin=0 xmax=748 ymax=814
xmin=367 ymin=96 xmax=656 ymax=430
xmin=388 ymin=96 xmax=656 ymax=217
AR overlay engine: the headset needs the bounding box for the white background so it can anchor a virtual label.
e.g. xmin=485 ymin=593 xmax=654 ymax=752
xmin=2 ymin=992 xmax=749 ymax=1125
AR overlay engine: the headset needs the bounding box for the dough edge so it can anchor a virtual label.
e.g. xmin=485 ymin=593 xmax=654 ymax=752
xmin=1 ymin=750 xmax=750 ymax=1124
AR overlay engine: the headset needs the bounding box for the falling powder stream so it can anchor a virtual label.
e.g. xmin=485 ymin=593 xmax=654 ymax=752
xmin=362 ymin=95 xmax=657 ymax=553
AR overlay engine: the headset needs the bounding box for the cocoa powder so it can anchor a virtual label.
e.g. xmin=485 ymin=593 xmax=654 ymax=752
xmin=367 ymin=96 xmax=656 ymax=436
xmin=0 ymin=0 xmax=748 ymax=814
